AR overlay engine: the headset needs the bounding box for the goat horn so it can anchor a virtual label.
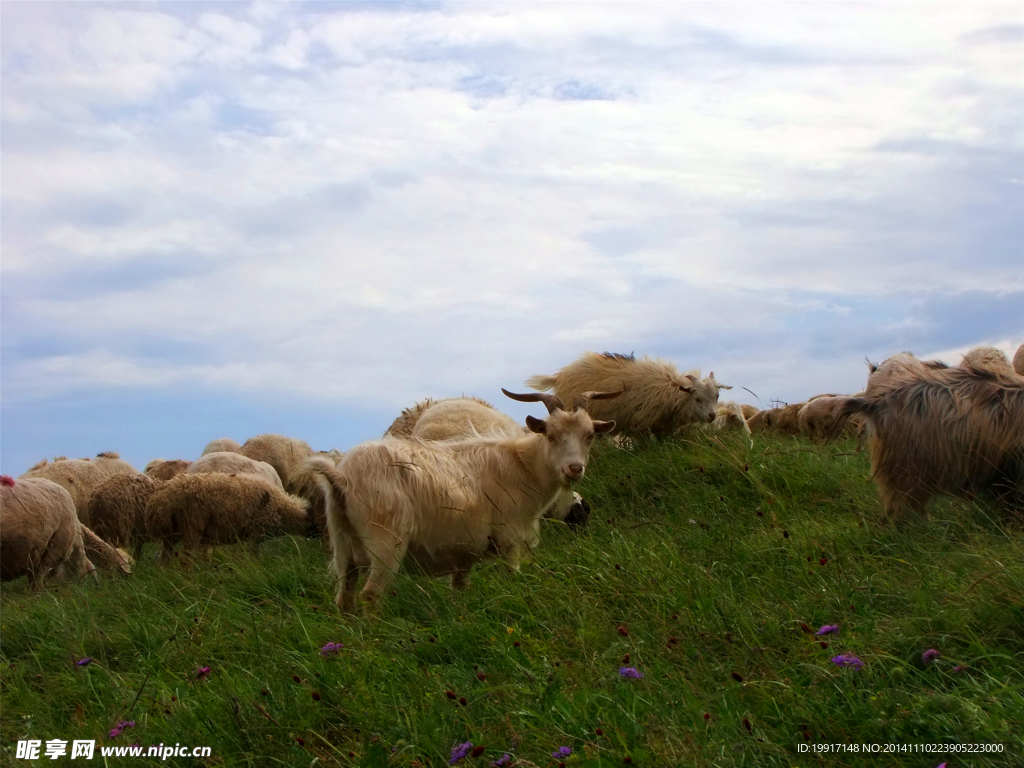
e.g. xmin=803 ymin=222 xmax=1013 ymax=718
xmin=684 ymin=374 xmax=698 ymax=383
xmin=502 ymin=388 xmax=564 ymax=414
xmin=573 ymin=390 xmax=624 ymax=412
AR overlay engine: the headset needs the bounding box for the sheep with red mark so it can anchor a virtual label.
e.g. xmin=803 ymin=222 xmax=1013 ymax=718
xmin=1 ymin=476 xmax=96 ymax=587
xmin=297 ymin=389 xmax=619 ymax=611
xmin=527 ymin=352 xmax=730 ymax=437
xmin=839 ymin=358 xmax=1024 ymax=521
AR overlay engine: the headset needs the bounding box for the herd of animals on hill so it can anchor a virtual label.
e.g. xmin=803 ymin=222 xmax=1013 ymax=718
xmin=3 ymin=344 xmax=1023 ymax=612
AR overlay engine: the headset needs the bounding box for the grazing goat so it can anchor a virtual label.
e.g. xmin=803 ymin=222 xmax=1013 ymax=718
xmin=528 ymin=352 xmax=729 ymax=436
xmin=839 ymin=358 xmax=1024 ymax=521
xmin=297 ymin=389 xmax=618 ymax=611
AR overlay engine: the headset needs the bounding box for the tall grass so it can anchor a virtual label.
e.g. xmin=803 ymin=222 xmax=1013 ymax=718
xmin=2 ymin=432 xmax=1022 ymax=766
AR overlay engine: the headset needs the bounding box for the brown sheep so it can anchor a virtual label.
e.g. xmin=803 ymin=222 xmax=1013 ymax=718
xmin=840 ymin=359 xmax=1024 ymax=521
xmin=383 ymin=399 xmax=436 ymax=438
xmin=1 ymin=477 xmax=96 ymax=587
xmin=1014 ymin=343 xmax=1024 ymax=376
xmin=527 ymin=351 xmax=729 ymax=436
xmin=144 ymin=459 xmax=192 ymax=481
xmin=238 ymin=434 xmax=315 ymax=488
xmin=144 ymin=473 xmax=310 ymax=562
xmin=20 ymin=453 xmax=139 ymax=526
xmin=88 ymin=474 xmax=163 ymax=558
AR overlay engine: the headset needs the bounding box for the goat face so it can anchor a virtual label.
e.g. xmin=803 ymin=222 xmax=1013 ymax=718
xmin=526 ymin=409 xmax=615 ymax=484
xmin=682 ymin=372 xmax=731 ymax=424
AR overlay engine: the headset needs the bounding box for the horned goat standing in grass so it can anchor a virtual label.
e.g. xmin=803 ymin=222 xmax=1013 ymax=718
xmin=528 ymin=352 xmax=729 ymax=437
xmin=838 ymin=357 xmax=1024 ymax=522
xmin=296 ymin=389 xmax=618 ymax=611
xmin=380 ymin=395 xmax=592 ymax=527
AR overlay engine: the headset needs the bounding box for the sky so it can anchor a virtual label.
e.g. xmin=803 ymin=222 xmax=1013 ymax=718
xmin=2 ymin=1 xmax=1022 ymax=474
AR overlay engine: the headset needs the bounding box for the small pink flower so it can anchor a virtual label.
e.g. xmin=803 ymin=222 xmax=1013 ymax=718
xmin=196 ymin=665 xmax=212 ymax=680
xmin=76 ymin=657 xmax=93 ymax=667
xmin=108 ymin=720 xmax=135 ymax=739
xmin=922 ymin=649 xmax=941 ymax=664
xmin=815 ymin=625 xmax=839 ymax=636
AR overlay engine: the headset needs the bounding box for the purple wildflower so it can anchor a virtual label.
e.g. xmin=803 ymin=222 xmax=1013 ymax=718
xmin=320 ymin=642 xmax=344 ymax=656
xmin=619 ymin=666 xmax=643 ymax=679
xmin=76 ymin=657 xmax=93 ymax=667
xmin=108 ymin=721 xmax=135 ymax=739
xmin=815 ymin=625 xmax=839 ymax=636
xmin=449 ymin=741 xmax=473 ymax=765
xmin=831 ymin=654 xmax=864 ymax=670
xmin=952 ymin=665 xmax=967 ymax=673
xmin=196 ymin=665 xmax=212 ymax=680
xmin=922 ymin=648 xmax=941 ymax=664
xmin=490 ymin=754 xmax=512 ymax=768
xmin=551 ymin=746 xmax=572 ymax=758
xmin=936 ymin=764 xmax=946 ymax=768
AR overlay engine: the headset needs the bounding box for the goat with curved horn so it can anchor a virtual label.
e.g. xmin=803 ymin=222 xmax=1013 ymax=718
xmin=572 ymin=390 xmax=623 ymax=412
xmin=501 ymin=388 xmax=564 ymax=414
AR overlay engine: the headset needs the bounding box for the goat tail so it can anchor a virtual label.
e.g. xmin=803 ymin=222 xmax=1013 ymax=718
xmin=292 ymin=456 xmax=350 ymax=564
xmin=825 ymin=397 xmax=874 ymax=442
xmin=526 ymin=374 xmax=557 ymax=392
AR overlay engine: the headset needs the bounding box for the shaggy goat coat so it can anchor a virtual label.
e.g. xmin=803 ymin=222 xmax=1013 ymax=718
xmin=1 ymin=477 xmax=95 ymax=586
xmin=798 ymin=396 xmax=863 ymax=442
xmin=527 ymin=352 xmax=729 ymax=436
xmin=300 ymin=404 xmax=614 ymax=610
xmin=20 ymin=453 xmax=139 ymax=526
xmin=378 ymin=396 xmax=587 ymax=525
xmin=841 ymin=361 xmax=1024 ymax=520
xmin=186 ymin=452 xmax=284 ymax=490
xmin=145 ymin=473 xmax=310 ymax=559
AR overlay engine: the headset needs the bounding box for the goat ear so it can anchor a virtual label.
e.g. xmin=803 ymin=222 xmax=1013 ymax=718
xmin=525 ymin=415 xmax=547 ymax=434
xmin=592 ymin=420 xmax=616 ymax=434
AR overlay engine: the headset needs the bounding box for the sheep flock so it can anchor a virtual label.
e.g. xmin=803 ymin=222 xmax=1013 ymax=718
xmin=3 ymin=345 xmax=1023 ymax=611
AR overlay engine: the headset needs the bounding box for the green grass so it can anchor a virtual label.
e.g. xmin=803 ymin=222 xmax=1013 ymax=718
xmin=2 ymin=432 xmax=1022 ymax=767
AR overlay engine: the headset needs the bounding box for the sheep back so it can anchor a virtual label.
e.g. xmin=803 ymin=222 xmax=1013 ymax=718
xmin=238 ymin=434 xmax=315 ymax=489
xmin=88 ymin=474 xmax=162 ymax=550
xmin=186 ymin=452 xmax=284 ymax=490
xmin=1014 ymin=343 xmax=1024 ymax=376
xmin=145 ymin=473 xmax=309 ymax=552
xmin=1 ymin=478 xmax=94 ymax=585
xmin=144 ymin=459 xmax=192 ymax=481
xmin=412 ymin=397 xmax=522 ymax=441
xmin=201 ymin=438 xmax=241 ymax=456
xmin=20 ymin=454 xmax=139 ymax=525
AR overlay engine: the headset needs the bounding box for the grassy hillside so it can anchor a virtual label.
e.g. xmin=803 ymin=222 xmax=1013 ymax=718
xmin=2 ymin=432 xmax=1022 ymax=767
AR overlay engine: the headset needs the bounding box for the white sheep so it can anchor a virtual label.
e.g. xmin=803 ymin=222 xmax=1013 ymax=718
xmin=20 ymin=453 xmax=139 ymax=526
xmin=1 ymin=476 xmax=95 ymax=587
xmin=528 ymin=352 xmax=730 ymax=436
xmin=186 ymin=452 xmax=284 ymax=490
xmin=297 ymin=388 xmax=619 ymax=611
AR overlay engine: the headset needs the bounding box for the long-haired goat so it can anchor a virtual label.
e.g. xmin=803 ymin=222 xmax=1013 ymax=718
xmin=839 ymin=360 xmax=1024 ymax=521
xmin=527 ymin=352 xmax=730 ymax=436
xmin=295 ymin=389 xmax=619 ymax=611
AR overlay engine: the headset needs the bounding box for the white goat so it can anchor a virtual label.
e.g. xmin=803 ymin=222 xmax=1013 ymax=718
xmin=296 ymin=389 xmax=618 ymax=611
